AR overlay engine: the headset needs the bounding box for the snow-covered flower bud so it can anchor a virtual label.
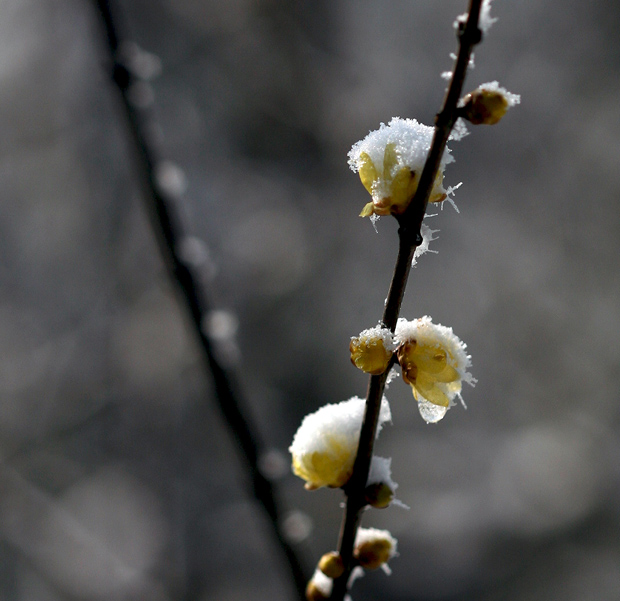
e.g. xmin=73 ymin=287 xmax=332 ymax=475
xmin=289 ymin=396 xmax=392 ymax=490
xmin=354 ymin=528 xmax=398 ymax=571
xmin=350 ymin=326 xmax=395 ymax=375
xmin=348 ymin=118 xmax=454 ymax=218
xmin=461 ymin=81 xmax=520 ymax=125
xmin=395 ymin=316 xmax=475 ymax=423
xmin=318 ymin=551 xmax=345 ymax=579
xmin=365 ymin=456 xmax=398 ymax=509
xmin=305 ymin=570 xmax=332 ymax=601
xmin=364 ymin=482 xmax=394 ymax=509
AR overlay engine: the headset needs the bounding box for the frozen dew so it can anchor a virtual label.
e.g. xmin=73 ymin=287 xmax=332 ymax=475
xmin=384 ymin=366 xmax=400 ymax=389
xmin=443 ymin=181 xmax=463 ymax=213
xmin=450 ymin=118 xmax=470 ymax=141
xmin=348 ymin=566 xmax=365 ymax=588
xmin=154 ymin=161 xmax=188 ymax=196
xmin=454 ymin=0 xmax=496 ymax=34
xmin=369 ymin=213 xmax=380 ymax=232
xmin=417 ymin=398 xmax=449 ymax=424
xmin=412 ymin=223 xmax=439 ymax=267
xmin=281 ymin=510 xmax=313 ymax=544
xmin=479 ymin=0 xmax=498 ymax=33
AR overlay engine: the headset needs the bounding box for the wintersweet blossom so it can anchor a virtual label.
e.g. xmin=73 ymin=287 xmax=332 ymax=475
xmin=353 ymin=527 xmax=398 ymax=573
xmin=289 ymin=396 xmax=391 ymax=490
xmin=349 ymin=325 xmax=395 ymax=375
xmin=348 ymin=118 xmax=453 ymax=218
xmin=395 ymin=316 xmax=475 ymax=423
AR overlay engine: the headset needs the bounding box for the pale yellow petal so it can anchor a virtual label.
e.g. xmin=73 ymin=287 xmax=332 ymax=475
xmin=390 ymin=166 xmax=416 ymax=211
xmin=359 ymin=201 xmax=375 ymax=217
xmin=414 ymin=374 xmax=450 ymax=407
xmin=382 ymin=143 xmax=398 ymax=180
xmin=358 ymin=152 xmax=378 ymax=195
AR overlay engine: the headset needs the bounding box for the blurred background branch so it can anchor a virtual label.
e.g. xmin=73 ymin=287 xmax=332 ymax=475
xmin=93 ymin=0 xmax=309 ymax=598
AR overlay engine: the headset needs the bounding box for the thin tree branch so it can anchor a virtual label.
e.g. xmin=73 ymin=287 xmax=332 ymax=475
xmin=330 ymin=2 xmax=484 ymax=599
xmin=92 ymin=1 xmax=308 ymax=599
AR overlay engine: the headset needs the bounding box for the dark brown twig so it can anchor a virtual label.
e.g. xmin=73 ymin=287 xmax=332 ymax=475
xmin=92 ymin=1 xmax=308 ymax=599
xmin=330 ymin=2 xmax=484 ymax=598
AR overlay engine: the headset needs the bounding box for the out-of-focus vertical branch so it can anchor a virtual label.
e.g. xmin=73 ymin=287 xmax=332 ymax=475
xmin=330 ymin=2 xmax=484 ymax=599
xmin=92 ymin=1 xmax=308 ymax=599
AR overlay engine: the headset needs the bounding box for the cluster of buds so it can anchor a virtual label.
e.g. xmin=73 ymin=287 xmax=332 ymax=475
xmin=290 ymin=318 xmax=473 ymax=598
xmin=348 ymin=84 xmax=517 ymax=220
xmin=290 ymin=47 xmax=516 ymax=596
xmin=306 ymin=529 xmax=398 ymax=600
xmin=348 ymin=317 xmax=475 ymax=423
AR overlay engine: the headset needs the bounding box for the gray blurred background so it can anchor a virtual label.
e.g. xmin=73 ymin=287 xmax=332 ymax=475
xmin=1 ymin=0 xmax=620 ymax=600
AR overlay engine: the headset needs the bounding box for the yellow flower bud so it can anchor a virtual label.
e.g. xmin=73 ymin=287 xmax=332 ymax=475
xmin=305 ymin=580 xmax=329 ymax=601
xmin=353 ymin=528 xmax=397 ymax=571
xmin=366 ymin=456 xmax=399 ymax=508
xmin=350 ymin=326 xmax=394 ymax=375
xmin=306 ymin=570 xmax=332 ymax=601
xmin=364 ymin=482 xmax=394 ymax=509
xmin=461 ymin=81 xmax=520 ymax=125
xmin=318 ymin=551 xmax=345 ymax=579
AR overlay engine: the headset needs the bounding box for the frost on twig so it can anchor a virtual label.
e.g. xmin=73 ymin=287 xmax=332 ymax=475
xmin=412 ymin=223 xmax=439 ymax=267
